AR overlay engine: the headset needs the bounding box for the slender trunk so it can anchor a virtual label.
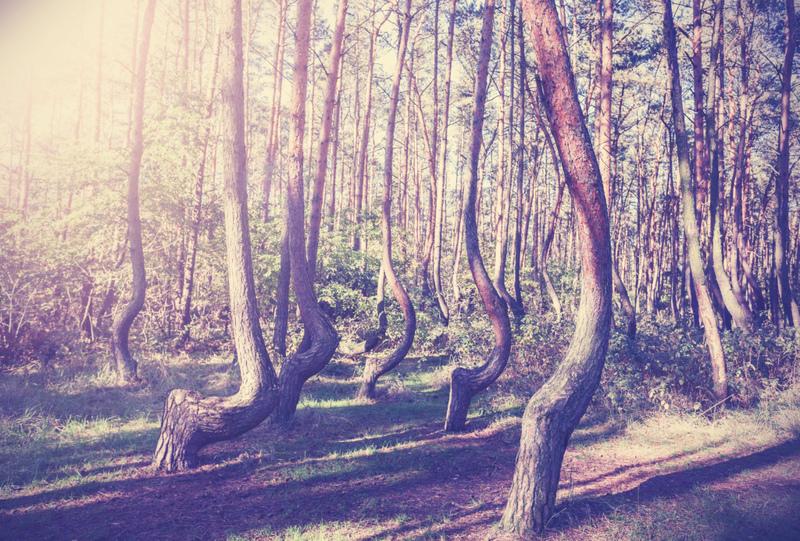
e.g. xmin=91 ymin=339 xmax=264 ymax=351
xmin=153 ymin=0 xmax=280 ymax=472
xmin=492 ymin=0 xmax=524 ymax=320
xmin=111 ymin=0 xmax=156 ymax=384
xmin=180 ymin=31 xmax=221 ymax=346
xmin=445 ymin=0 xmax=512 ymax=432
xmin=271 ymin=0 xmax=339 ymax=424
xmin=262 ymin=0 xmax=286 ymax=222
xmin=663 ymin=0 xmax=727 ymax=401
xmin=433 ymin=0 xmax=456 ymax=325
xmin=358 ymin=0 xmax=416 ymax=399
xmin=775 ymin=0 xmax=800 ymax=329
xmin=706 ymin=0 xmax=754 ymax=332
xmin=307 ymin=0 xmax=348 ymax=279
xmin=353 ymin=1 xmax=383 ymax=252
xmin=502 ymin=0 xmax=612 ymax=532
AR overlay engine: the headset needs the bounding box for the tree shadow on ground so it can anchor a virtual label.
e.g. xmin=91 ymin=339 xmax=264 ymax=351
xmin=547 ymin=438 xmax=800 ymax=540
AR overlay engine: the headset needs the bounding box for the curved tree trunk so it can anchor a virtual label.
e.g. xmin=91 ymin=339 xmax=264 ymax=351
xmin=444 ymin=0 xmax=512 ymax=433
xmin=663 ymin=0 xmax=727 ymax=401
xmin=358 ymin=0 xmax=416 ymax=400
xmin=111 ymin=0 xmax=156 ymax=384
xmin=271 ymin=0 xmax=339 ymax=425
xmin=153 ymin=0 xmax=280 ymax=472
xmin=501 ymin=0 xmax=613 ymax=533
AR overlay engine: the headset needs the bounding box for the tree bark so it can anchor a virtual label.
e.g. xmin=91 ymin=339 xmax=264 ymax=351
xmin=433 ymin=0 xmax=456 ymax=326
xmin=111 ymin=0 xmax=156 ymax=384
xmin=492 ymin=0 xmax=525 ymax=321
xmin=662 ymin=0 xmax=727 ymax=401
xmin=179 ymin=30 xmax=221 ymax=346
xmin=358 ymin=0 xmax=416 ymax=400
xmin=306 ymin=0 xmax=348 ymax=280
xmin=262 ymin=0 xmax=286 ymax=223
xmin=775 ymin=0 xmax=800 ymax=330
xmin=501 ymin=0 xmax=612 ymax=533
xmin=705 ymin=0 xmax=754 ymax=333
xmin=444 ymin=0 xmax=512 ymax=433
xmin=271 ymin=0 xmax=339 ymax=424
xmin=595 ymin=0 xmax=635 ymax=338
xmin=153 ymin=0 xmax=280 ymax=472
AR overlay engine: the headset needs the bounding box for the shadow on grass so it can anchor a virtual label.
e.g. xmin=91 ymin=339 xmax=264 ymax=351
xmin=548 ymin=438 xmax=800 ymax=540
xmin=0 ymin=414 xmax=521 ymax=541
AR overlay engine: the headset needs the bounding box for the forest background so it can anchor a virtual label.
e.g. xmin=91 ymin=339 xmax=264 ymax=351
xmin=1 ymin=0 xmax=800 ymax=537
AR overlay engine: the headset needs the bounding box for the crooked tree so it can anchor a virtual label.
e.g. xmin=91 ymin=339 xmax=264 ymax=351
xmin=152 ymin=0 xmax=280 ymax=472
xmin=358 ymin=0 xmax=416 ymax=400
xmin=111 ymin=0 xmax=156 ymax=384
xmin=270 ymin=0 xmax=339 ymax=424
xmin=501 ymin=0 xmax=613 ymax=532
xmin=444 ymin=0 xmax=512 ymax=433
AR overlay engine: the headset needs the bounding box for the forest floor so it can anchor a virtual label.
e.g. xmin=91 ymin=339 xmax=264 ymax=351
xmin=1 ymin=351 xmax=800 ymax=540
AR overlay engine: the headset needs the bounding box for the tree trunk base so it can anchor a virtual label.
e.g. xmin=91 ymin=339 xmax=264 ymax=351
xmin=153 ymin=385 xmax=278 ymax=473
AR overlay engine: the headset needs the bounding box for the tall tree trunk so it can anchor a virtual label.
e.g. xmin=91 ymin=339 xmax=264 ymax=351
xmin=706 ymin=0 xmax=754 ymax=333
xmin=153 ymin=0 xmax=280 ymax=472
xmin=492 ymin=0 xmax=525 ymax=320
xmin=526 ymin=78 xmax=564 ymax=318
xmin=179 ymin=31 xmax=221 ymax=346
xmin=358 ymin=0 xmax=416 ymax=400
xmin=262 ymin=0 xmax=286 ymax=222
xmin=501 ymin=0 xmax=612 ymax=533
xmin=353 ymin=0 xmax=383 ymax=252
xmin=307 ymin=0 xmax=348 ymax=277
xmin=596 ymin=0 xmax=635 ymax=338
xmin=433 ymin=0 xmax=456 ymax=325
xmin=512 ymin=3 xmax=526 ymax=311
xmin=775 ymin=0 xmax=800 ymax=329
xmin=271 ymin=0 xmax=339 ymax=424
xmin=111 ymin=0 xmax=156 ymax=384
xmin=663 ymin=0 xmax=727 ymax=401
xmin=444 ymin=0 xmax=512 ymax=433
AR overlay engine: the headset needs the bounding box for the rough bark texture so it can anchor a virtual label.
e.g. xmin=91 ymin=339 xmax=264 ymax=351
xmin=153 ymin=0 xmax=279 ymax=472
xmin=662 ymin=0 xmax=727 ymax=401
xmin=444 ymin=0 xmax=512 ymax=433
xmin=358 ymin=0 xmax=416 ymax=400
xmin=111 ymin=0 xmax=156 ymax=384
xmin=271 ymin=0 xmax=339 ymax=425
xmin=501 ymin=0 xmax=612 ymax=533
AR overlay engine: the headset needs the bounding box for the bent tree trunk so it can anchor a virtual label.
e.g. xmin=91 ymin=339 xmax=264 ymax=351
xmin=153 ymin=0 xmax=279 ymax=472
xmin=358 ymin=0 xmax=416 ymax=400
xmin=501 ymin=0 xmax=612 ymax=533
xmin=444 ymin=0 xmax=512 ymax=433
xmin=271 ymin=0 xmax=339 ymax=424
xmin=112 ymin=0 xmax=156 ymax=384
xmin=663 ymin=0 xmax=727 ymax=401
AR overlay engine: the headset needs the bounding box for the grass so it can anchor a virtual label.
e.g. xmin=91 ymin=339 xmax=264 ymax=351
xmin=1 ymin=348 xmax=799 ymax=540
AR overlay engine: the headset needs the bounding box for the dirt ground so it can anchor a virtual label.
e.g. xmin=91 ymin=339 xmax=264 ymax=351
xmin=2 ymin=411 xmax=799 ymax=541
